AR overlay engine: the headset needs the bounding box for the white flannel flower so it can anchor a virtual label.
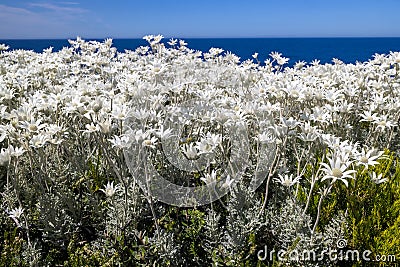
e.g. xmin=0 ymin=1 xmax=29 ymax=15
xmin=277 ymin=56 xmax=289 ymax=65
xmin=0 ymin=44 xmax=9 ymax=51
xmin=298 ymin=132 xmax=319 ymax=142
xmin=269 ymin=51 xmax=282 ymax=61
xmin=155 ymin=126 xmax=173 ymax=140
xmin=8 ymin=207 xmax=24 ymax=227
xmin=310 ymin=106 xmax=329 ymax=123
xmin=273 ymin=173 xmax=301 ymax=187
xmin=133 ymin=129 xmax=149 ymax=143
xmin=280 ymin=117 xmax=299 ymax=129
xmin=182 ymin=143 xmax=198 ymax=160
xmin=0 ymin=87 xmax=15 ymax=100
xmin=311 ymin=59 xmax=320 ymax=66
xmin=179 ymin=39 xmax=187 ymax=47
xmin=143 ymin=35 xmax=155 ymax=43
xmin=200 ymin=170 xmax=217 ymax=188
xmin=19 ymin=118 xmax=47 ymax=133
xmin=46 ymin=124 xmax=64 ymax=135
xmin=356 ymin=148 xmax=383 ymax=169
xmin=64 ymin=96 xmax=85 ymax=114
xmin=152 ymin=34 xmax=163 ymax=44
xmin=100 ymin=181 xmax=118 ymax=197
xmin=221 ymin=175 xmax=235 ymax=189
xmin=9 ymin=207 xmax=24 ymax=219
xmin=205 ymin=132 xmax=222 ymax=147
xmin=150 ymin=62 xmax=165 ymax=75
xmin=108 ymin=135 xmax=131 ymax=149
xmin=167 ymin=38 xmax=177 ymax=46
xmin=83 ymin=123 xmax=98 ymax=134
xmin=194 ymin=132 xmax=221 ymax=154
xmin=359 ymin=110 xmax=379 ymax=123
xmin=97 ymin=119 xmax=112 ymax=134
xmin=111 ymin=105 xmax=130 ymax=121
xmin=373 ymin=115 xmax=397 ymax=131
xmin=332 ymin=58 xmax=344 ymax=65
xmin=9 ymin=145 xmax=26 ymax=158
xmin=30 ymin=134 xmax=50 ymax=148
xmin=294 ymin=60 xmax=307 ymax=69
xmin=389 ymin=52 xmax=400 ymax=64
xmin=320 ymin=156 xmax=356 ymax=187
xmin=269 ymin=124 xmax=288 ymax=140
xmin=369 ymin=172 xmax=388 ymax=185
xmin=142 ymin=136 xmax=158 ymax=149
xmin=195 ymin=139 xmax=214 ymax=154
xmin=259 ymin=101 xmax=280 ymax=114
xmin=132 ymin=108 xmax=150 ymax=120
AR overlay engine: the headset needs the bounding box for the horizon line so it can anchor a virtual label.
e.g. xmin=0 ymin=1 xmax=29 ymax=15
xmin=2 ymin=36 xmax=400 ymax=41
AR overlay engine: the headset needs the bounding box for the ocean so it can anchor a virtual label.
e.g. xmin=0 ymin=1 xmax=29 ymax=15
xmin=1 ymin=38 xmax=400 ymax=67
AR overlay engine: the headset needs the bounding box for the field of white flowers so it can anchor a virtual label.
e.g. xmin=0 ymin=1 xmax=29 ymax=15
xmin=0 ymin=35 xmax=399 ymax=266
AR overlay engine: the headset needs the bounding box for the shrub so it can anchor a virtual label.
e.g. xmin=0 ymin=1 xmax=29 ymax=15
xmin=0 ymin=36 xmax=399 ymax=266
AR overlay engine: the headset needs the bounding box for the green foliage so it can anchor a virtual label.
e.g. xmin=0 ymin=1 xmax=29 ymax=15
xmin=300 ymin=150 xmax=400 ymax=266
xmin=0 ymin=228 xmax=24 ymax=267
xmin=347 ymin=151 xmax=400 ymax=260
xmin=1 ymin=152 xmax=399 ymax=267
xmin=64 ymin=238 xmax=118 ymax=267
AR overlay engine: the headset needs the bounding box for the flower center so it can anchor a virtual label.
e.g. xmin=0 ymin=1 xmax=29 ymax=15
xmin=360 ymin=156 xmax=369 ymax=164
xmin=143 ymin=139 xmax=152 ymax=146
xmin=282 ymin=179 xmax=292 ymax=187
xmin=29 ymin=124 xmax=38 ymax=132
xmin=332 ymin=168 xmax=343 ymax=178
xmin=34 ymin=141 xmax=43 ymax=147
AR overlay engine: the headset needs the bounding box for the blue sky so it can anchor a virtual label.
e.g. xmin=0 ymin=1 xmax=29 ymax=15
xmin=1 ymin=0 xmax=400 ymax=39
